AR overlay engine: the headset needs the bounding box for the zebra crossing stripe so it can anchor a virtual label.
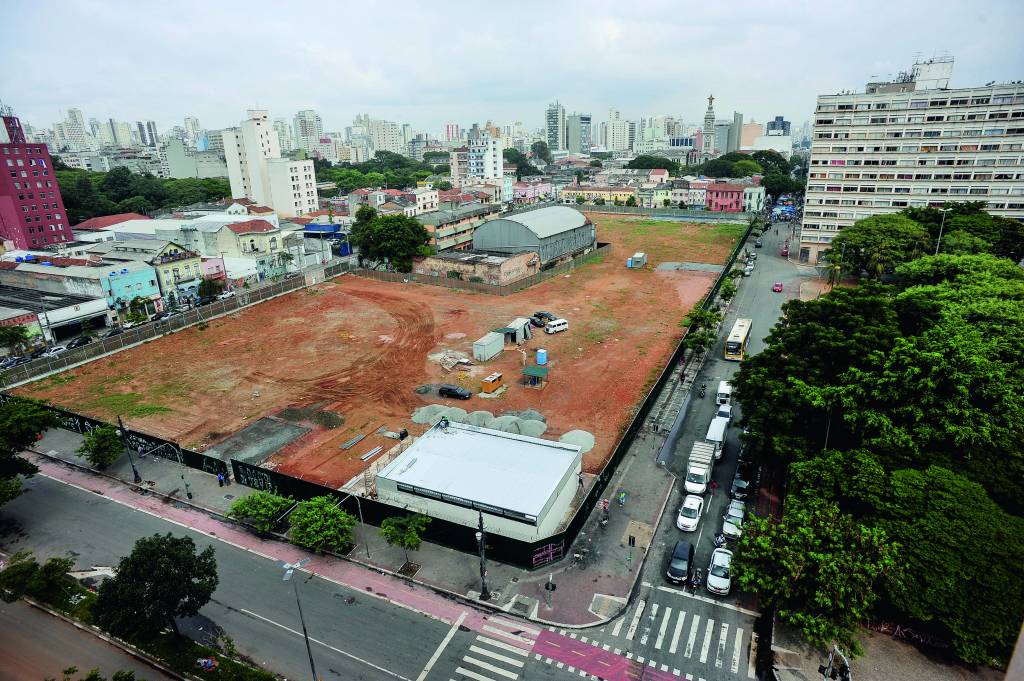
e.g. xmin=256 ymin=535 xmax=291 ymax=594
xmin=475 ymin=636 xmax=530 ymax=657
xmin=732 ymin=627 xmax=744 ymax=674
xmin=699 ymin=618 xmax=715 ymax=663
xmin=462 ymin=657 xmax=518 ymax=679
xmin=669 ymin=610 xmax=686 ymax=654
xmin=467 ymin=645 xmax=525 ymax=668
xmin=456 ymin=665 xmax=506 ymax=681
xmin=625 ymin=599 xmax=646 ymax=640
xmin=655 ymin=606 xmax=672 ymax=649
xmin=716 ymin=622 xmax=730 ymax=668
xmin=684 ymin=614 xmax=700 ymax=657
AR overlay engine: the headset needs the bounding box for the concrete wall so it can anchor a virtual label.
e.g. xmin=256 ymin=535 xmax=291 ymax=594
xmin=413 ymin=250 xmax=539 ymax=286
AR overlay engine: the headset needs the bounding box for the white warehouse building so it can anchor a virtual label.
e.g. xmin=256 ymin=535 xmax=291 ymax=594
xmin=375 ymin=422 xmax=582 ymax=542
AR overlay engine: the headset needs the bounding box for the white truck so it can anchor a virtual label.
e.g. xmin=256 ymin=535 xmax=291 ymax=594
xmin=717 ymin=381 xmax=733 ymax=405
xmin=684 ymin=442 xmax=716 ymax=494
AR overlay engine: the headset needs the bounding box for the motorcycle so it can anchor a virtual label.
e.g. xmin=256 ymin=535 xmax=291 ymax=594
xmin=698 ymin=382 xmax=706 ymax=399
xmin=618 ymin=491 xmax=627 ymax=507
xmin=690 ymin=568 xmax=703 ymax=594
xmin=714 ymin=533 xmax=727 ymax=549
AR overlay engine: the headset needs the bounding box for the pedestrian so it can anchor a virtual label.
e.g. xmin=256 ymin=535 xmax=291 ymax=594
xmin=217 ymin=472 xmax=224 ymax=487
xmin=137 ymin=445 xmax=144 ymax=460
xmin=709 ymin=479 xmax=718 ymax=497
xmin=224 ymin=471 xmax=231 ymax=486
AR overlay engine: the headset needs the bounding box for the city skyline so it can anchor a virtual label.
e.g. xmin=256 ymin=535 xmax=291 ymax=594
xmin=6 ymin=0 xmax=1024 ymax=137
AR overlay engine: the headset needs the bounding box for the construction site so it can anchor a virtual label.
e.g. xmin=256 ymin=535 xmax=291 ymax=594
xmin=15 ymin=214 xmax=744 ymax=491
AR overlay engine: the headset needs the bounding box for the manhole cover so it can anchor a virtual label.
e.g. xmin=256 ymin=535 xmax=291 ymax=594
xmin=224 ymin=494 xmax=235 ymax=500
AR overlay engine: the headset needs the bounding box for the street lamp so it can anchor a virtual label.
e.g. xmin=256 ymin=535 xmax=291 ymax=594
xmin=335 ymin=492 xmax=370 ymax=558
xmin=282 ymin=559 xmax=319 ymax=681
xmin=934 ymin=207 xmax=953 ymax=256
xmin=475 ymin=511 xmax=491 ymax=601
xmin=116 ymin=415 xmax=143 ymax=484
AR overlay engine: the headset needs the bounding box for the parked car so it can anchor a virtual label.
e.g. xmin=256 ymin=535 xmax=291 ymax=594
xmin=66 ymin=336 xmax=93 ymax=349
xmin=100 ymin=327 xmax=125 ymax=339
xmin=438 ymin=384 xmax=472 ymax=400
xmin=122 ymin=319 xmax=146 ymax=329
xmin=151 ymin=311 xmax=170 ymax=322
xmin=217 ymin=290 xmax=236 ymax=300
xmin=706 ymin=548 xmax=733 ymax=595
xmin=285 ymin=272 xmax=301 ymax=280
xmin=676 ymin=495 xmax=704 ymax=532
xmin=716 ymin=404 xmax=733 ymax=423
xmin=722 ymin=500 xmax=746 ymax=540
xmin=529 ymin=315 xmax=546 ymax=328
xmin=747 ymin=252 xmax=757 ymax=261
xmin=29 ymin=347 xmax=48 ymax=359
xmin=197 ymin=296 xmax=215 ymax=306
xmin=665 ymin=540 xmax=693 ymax=585
xmin=772 ymin=282 xmax=784 ymax=292
xmin=41 ymin=345 xmax=68 ymax=358
xmin=743 ymin=267 xmax=753 ymax=277
xmin=534 ymin=311 xmax=557 ymax=323
xmin=780 ymin=247 xmax=790 ymax=257
xmin=9 ymin=356 xmax=33 ymax=367
xmin=544 ymin=318 xmax=569 ymax=334
xmin=730 ymin=468 xmax=754 ymax=500
xmin=754 ymin=238 xmax=763 ymax=248
xmin=0 ymin=356 xmax=20 ymax=369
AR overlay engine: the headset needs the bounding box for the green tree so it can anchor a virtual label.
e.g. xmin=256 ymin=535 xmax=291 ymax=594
xmin=197 ymin=278 xmax=224 ymax=298
xmin=718 ymin=277 xmax=737 ymax=304
xmin=0 ymin=398 xmax=57 ymax=505
xmin=681 ymin=306 xmax=723 ymax=353
xmin=227 ymin=491 xmax=294 ymax=533
xmin=503 ymin=149 xmax=540 ymax=178
xmin=0 ymin=551 xmax=74 ymax=604
xmin=750 ymin=150 xmax=791 ymax=175
xmin=594 ymin=198 xmax=606 ymax=206
xmin=731 ymin=159 xmax=763 ymax=177
xmin=828 ymin=213 xmax=931 ymax=279
xmin=761 ymin=171 xmax=799 ymax=202
xmin=288 ymin=496 xmax=357 ymax=552
xmin=662 ymin=199 xmax=671 ymax=208
xmin=350 ymin=213 xmax=431 ymax=272
xmin=100 ymin=167 xmax=136 ymax=203
xmin=589 ymin=160 xmax=602 ymax=168
xmin=699 ymin=159 xmax=735 ymax=178
xmin=93 ymin=533 xmax=218 ymax=640
xmin=624 ymin=196 xmax=637 ymax=207
xmin=626 ymin=155 xmax=680 ymax=176
xmin=379 ymin=514 xmax=432 ymax=562
xmin=876 ymin=466 xmax=1024 ymax=665
xmin=575 ymin=196 xmax=585 ymax=205
xmin=434 ymin=180 xmax=453 ymax=191
xmin=76 ymin=425 xmax=123 ymax=469
xmin=0 ymin=324 xmax=29 ymax=353
xmin=734 ymin=498 xmax=899 ymax=655
xmin=530 ymin=141 xmax=553 ymax=165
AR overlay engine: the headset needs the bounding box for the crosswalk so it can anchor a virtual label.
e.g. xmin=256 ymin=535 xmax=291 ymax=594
xmin=451 ymin=617 xmax=539 ymax=681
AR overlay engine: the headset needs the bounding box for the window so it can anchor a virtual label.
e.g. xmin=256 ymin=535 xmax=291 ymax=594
xmin=910 ymin=100 xmax=928 ymax=109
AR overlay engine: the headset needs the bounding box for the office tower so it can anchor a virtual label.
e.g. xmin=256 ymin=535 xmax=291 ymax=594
xmin=545 ymin=102 xmax=566 ymax=151
xmin=566 ymin=113 xmax=592 ymax=155
xmin=292 ymin=109 xmax=323 ymax=154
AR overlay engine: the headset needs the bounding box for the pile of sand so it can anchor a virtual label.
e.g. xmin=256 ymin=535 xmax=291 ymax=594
xmin=560 ymin=429 xmax=596 ymax=453
xmin=465 ymin=410 xmax=495 ymax=426
xmin=411 ymin=404 xmax=447 ymax=424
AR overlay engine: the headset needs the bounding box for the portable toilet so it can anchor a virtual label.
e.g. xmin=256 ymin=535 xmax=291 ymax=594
xmin=536 ymin=348 xmax=548 ymax=365
xmin=481 ymin=372 xmax=503 ymax=394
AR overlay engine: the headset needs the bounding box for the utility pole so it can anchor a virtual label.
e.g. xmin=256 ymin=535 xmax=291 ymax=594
xmin=934 ymin=207 xmax=952 ymax=256
xmin=282 ymin=560 xmax=319 ymax=681
xmin=475 ymin=511 xmax=490 ymax=601
xmin=116 ymin=415 xmax=142 ymax=484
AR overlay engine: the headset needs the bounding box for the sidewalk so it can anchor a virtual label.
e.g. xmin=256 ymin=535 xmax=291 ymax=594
xmin=31 ymin=426 xmax=674 ymax=627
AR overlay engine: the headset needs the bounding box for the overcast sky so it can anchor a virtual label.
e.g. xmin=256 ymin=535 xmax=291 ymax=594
xmin=5 ymin=0 xmax=1024 ymax=137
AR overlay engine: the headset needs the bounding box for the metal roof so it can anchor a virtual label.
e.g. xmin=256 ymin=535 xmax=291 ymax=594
xmin=0 ymin=284 xmax=98 ymax=312
xmin=376 ymin=422 xmax=580 ymax=519
xmin=522 ymin=365 xmax=550 ymax=378
xmin=489 ymin=205 xmax=588 ymax=239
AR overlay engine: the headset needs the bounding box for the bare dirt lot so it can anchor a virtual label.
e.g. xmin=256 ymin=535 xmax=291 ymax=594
xmin=17 ymin=214 xmax=743 ymax=487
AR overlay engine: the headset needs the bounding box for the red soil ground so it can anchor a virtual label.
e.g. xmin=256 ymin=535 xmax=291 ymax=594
xmin=17 ymin=215 xmax=740 ymax=487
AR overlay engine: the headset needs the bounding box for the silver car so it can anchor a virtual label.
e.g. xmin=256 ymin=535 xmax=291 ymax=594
xmin=722 ymin=499 xmax=746 ymax=540
xmin=706 ymin=548 xmax=733 ymax=595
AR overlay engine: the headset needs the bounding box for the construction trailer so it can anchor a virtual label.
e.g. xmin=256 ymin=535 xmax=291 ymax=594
xmin=473 ymin=332 xmax=505 ymax=361
xmin=627 ymin=252 xmax=648 ymax=268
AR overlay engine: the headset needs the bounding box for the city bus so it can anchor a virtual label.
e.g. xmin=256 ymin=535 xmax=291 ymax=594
xmin=724 ymin=318 xmax=752 ymax=361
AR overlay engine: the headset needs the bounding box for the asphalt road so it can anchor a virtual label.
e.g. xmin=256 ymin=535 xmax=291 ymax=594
xmin=0 ymin=599 xmax=177 ymax=681
xmin=565 ymin=221 xmax=808 ymax=681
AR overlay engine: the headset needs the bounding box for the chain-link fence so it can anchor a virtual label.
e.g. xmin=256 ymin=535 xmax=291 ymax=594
xmin=351 ymin=244 xmax=614 ymax=296
xmin=0 ymin=259 xmax=357 ymax=389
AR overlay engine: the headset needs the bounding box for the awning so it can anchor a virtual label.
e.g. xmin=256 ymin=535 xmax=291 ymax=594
xmin=522 ymin=365 xmax=550 ymax=378
xmin=493 ymin=327 xmax=517 ymax=334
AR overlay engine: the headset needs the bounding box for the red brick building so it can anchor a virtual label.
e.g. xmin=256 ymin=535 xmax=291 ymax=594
xmin=705 ymin=182 xmax=745 ymax=212
xmin=0 ymin=113 xmax=71 ymax=249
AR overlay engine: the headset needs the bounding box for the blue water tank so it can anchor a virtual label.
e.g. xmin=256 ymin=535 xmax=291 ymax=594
xmin=15 ymin=257 xmax=23 ymax=262
xmin=537 ymin=348 xmax=548 ymax=365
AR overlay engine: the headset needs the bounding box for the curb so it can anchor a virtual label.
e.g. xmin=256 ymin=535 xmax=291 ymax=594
xmin=20 ymin=597 xmax=191 ymax=681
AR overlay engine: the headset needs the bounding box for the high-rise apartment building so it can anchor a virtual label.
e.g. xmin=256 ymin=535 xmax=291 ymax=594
xmin=468 ymin=136 xmax=502 ymax=180
xmin=545 ymin=102 xmax=566 ymax=151
xmin=800 ymin=58 xmax=1024 ymax=264
xmin=292 ymin=110 xmax=323 ymax=154
xmin=606 ymin=108 xmax=630 ymax=151
xmin=54 ymin=108 xmax=90 ymax=152
xmin=273 ymin=119 xmax=295 ymax=153
xmin=566 ymin=113 xmax=592 ymax=155
xmin=766 ymin=115 xmax=792 ymax=136
xmin=727 ymin=112 xmax=744 ymax=153
xmin=223 ymin=110 xmax=318 ymax=217
xmin=702 ymin=96 xmax=716 ymax=155
xmin=0 ymin=111 xmax=71 ymax=249
xmin=136 ymin=120 xmax=159 ymax=147
xmin=184 ymin=116 xmax=202 ymax=146
xmin=445 ymin=122 xmax=461 ymax=143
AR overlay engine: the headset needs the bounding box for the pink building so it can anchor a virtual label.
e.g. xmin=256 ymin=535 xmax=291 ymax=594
xmin=705 ymin=183 xmax=745 ymax=212
xmin=201 ymin=256 xmax=227 ymax=280
xmin=512 ymin=181 xmax=552 ymax=205
xmin=0 ymin=114 xmax=71 ymax=250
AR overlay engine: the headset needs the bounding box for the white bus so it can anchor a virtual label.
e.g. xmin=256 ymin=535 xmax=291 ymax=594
xmin=724 ymin=318 xmax=752 ymax=361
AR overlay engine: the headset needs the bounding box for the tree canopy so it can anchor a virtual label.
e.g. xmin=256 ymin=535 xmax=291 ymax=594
xmin=55 ymin=165 xmax=230 ymax=225
xmin=502 ymin=149 xmax=541 ymax=178
xmin=349 ymin=207 xmax=431 ymax=272
xmin=315 ymin=151 xmax=439 ymax=193
xmin=76 ymin=425 xmax=123 ymax=469
xmin=93 ymin=533 xmax=218 ymax=640
xmin=530 ymin=141 xmax=553 ymax=165
xmin=228 ymin=491 xmax=294 ymax=533
xmin=750 ymin=150 xmax=792 ymax=175
xmin=626 ymin=155 xmax=680 ymax=176
xmin=0 ymin=398 xmax=57 ymax=506
xmin=288 ymin=496 xmax=357 ymax=552
xmin=827 ymin=214 xmax=931 ymax=279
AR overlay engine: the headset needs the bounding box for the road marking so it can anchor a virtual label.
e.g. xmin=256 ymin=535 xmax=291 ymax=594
xmin=416 ymin=611 xmax=466 ymax=681
xmin=611 ymin=616 xmax=624 ymax=637
xmin=660 ymin=663 xmax=669 ymax=671
xmin=482 ymin=625 xmax=533 ymax=646
xmin=240 ymin=608 xmax=411 ymax=680
xmin=654 ymin=585 xmax=761 ymax=616
xmin=699 ymin=619 xmax=715 ymax=664
xmin=570 ymin=632 xmax=579 ymax=639
xmin=580 ymin=636 xmax=588 ymax=643
xmin=476 ymin=635 xmax=530 ymax=657
xmin=684 ymin=614 xmax=700 ymax=658
xmin=602 ymin=644 xmax=610 ymax=651
xmin=462 ymin=656 xmax=518 ymax=679
xmin=489 ymin=619 xmax=540 ymax=636
xmin=669 ymin=610 xmax=686 ymax=654
xmin=637 ymin=656 xmax=645 ymax=664
xmin=641 ymin=603 xmax=659 ymax=645
xmin=732 ymin=627 xmax=744 ymax=674
xmin=625 ymin=599 xmax=646 ymax=640
xmin=716 ymin=622 xmax=730 ymax=668
xmin=655 ymin=606 xmax=672 ymax=649
xmin=614 ymin=648 xmax=622 ymax=655
xmin=457 ymin=666 xmax=505 ymax=681
xmin=468 ymin=645 xmax=525 ymax=668
xmin=749 ymin=632 xmax=759 ymax=678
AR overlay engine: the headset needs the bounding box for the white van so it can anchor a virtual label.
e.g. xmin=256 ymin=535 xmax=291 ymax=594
xmin=544 ymin=318 xmax=569 ymax=334
xmin=705 ymin=416 xmax=728 ymax=460
xmin=717 ymin=381 xmax=732 ymax=405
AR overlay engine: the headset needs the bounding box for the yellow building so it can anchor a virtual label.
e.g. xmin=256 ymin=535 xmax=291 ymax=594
xmin=559 ymin=185 xmax=637 ymax=204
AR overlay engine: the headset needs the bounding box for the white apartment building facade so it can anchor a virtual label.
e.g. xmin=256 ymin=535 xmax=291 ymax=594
xmin=293 ymin=109 xmax=323 ymax=154
xmin=546 ymin=102 xmax=566 ymax=151
xmin=801 ymin=75 xmax=1024 ymax=264
xmin=606 ymin=108 xmax=630 ymax=152
xmin=468 ymin=136 xmax=502 ymax=181
xmin=223 ymin=110 xmax=318 ymax=217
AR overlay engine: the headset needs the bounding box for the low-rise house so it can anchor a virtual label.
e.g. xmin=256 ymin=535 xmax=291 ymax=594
xmin=705 ymin=182 xmax=746 ymax=212
xmin=558 ymin=185 xmax=636 ymax=205
xmin=512 ymin=181 xmax=553 ymax=206
xmin=87 ymin=239 xmax=204 ymax=303
xmin=417 ymin=203 xmax=501 ymax=252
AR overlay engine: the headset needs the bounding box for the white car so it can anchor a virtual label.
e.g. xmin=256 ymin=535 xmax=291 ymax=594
xmin=706 ymin=548 xmax=733 ymax=595
xmin=41 ymin=345 xmax=68 ymax=358
xmin=722 ymin=499 xmax=746 ymax=540
xmin=676 ymin=494 xmax=704 ymax=532
xmin=216 ymin=290 xmax=236 ymax=300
